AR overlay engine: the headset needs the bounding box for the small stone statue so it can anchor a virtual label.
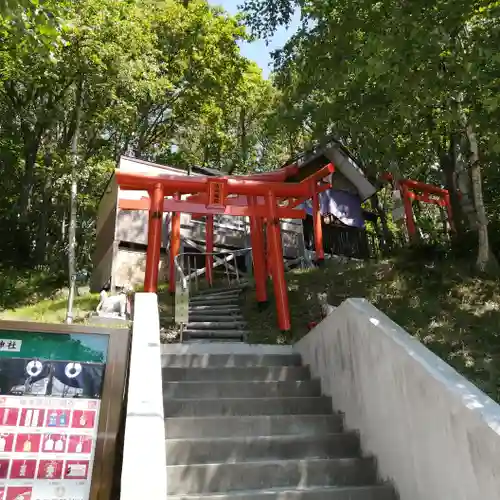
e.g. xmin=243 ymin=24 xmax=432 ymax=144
xmin=317 ymin=292 xmax=336 ymax=318
xmin=96 ymin=284 xmax=134 ymax=319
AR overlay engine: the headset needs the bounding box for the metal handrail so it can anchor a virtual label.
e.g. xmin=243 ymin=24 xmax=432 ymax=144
xmin=173 ymin=247 xmax=252 ymax=329
xmin=174 ymin=247 xmax=252 ymax=293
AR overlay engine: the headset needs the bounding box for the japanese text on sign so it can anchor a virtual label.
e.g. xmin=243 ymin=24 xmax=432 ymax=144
xmin=0 ymin=341 xmax=21 ymax=353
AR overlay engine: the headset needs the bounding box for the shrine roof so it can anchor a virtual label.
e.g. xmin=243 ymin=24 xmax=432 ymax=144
xmin=280 ymin=137 xmax=378 ymax=201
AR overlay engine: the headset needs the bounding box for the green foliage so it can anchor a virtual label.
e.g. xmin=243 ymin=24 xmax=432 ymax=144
xmin=0 ymin=0 xmax=281 ymax=272
xmin=243 ymin=257 xmax=500 ymax=400
xmin=0 ymin=267 xmax=66 ymax=311
xmin=243 ymin=0 xmax=500 ymax=266
xmin=0 ymin=293 xmax=99 ymax=324
xmin=241 ymin=0 xmax=298 ymax=38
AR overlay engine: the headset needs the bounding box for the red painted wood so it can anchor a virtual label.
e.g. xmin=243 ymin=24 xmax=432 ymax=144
xmin=144 ymin=184 xmax=164 ymax=293
xmin=266 ymin=192 xmax=291 ymax=332
xmin=206 ymin=215 xmax=214 ymax=286
xmin=168 ymin=193 xmax=181 ymax=294
xmin=118 ymin=197 xmax=306 ymax=219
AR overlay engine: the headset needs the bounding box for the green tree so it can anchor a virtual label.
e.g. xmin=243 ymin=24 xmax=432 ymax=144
xmin=0 ymin=0 xmax=276 ymax=272
xmin=243 ymin=0 xmax=500 ymax=271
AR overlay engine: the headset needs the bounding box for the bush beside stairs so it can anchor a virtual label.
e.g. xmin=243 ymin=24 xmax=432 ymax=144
xmin=183 ymin=283 xmax=250 ymax=342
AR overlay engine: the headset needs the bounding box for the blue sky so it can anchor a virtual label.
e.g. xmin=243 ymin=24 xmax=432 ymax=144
xmin=209 ymin=0 xmax=300 ymax=79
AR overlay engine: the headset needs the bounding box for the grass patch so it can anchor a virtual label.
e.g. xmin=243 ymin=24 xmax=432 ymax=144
xmin=0 ymin=267 xmax=98 ymax=324
xmin=242 ymin=257 xmax=500 ymax=400
xmin=0 ymin=294 xmax=99 ymax=324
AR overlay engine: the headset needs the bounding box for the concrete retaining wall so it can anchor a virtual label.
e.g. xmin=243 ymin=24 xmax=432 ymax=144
xmin=121 ymin=293 xmax=167 ymax=500
xmin=295 ymin=298 xmax=500 ymax=500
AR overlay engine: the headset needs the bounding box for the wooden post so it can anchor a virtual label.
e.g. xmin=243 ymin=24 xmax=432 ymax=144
xmin=401 ymin=184 xmax=417 ymax=242
xmin=444 ymin=193 xmax=455 ymax=233
xmin=168 ymin=193 xmax=181 ymax=294
xmin=206 ymin=215 xmax=214 ymax=286
xmin=248 ymin=197 xmax=267 ymax=305
xmin=144 ymin=183 xmax=164 ymax=292
xmin=265 ymin=219 xmax=274 ymax=278
xmin=312 ymin=184 xmax=325 ymax=263
xmin=266 ymin=191 xmax=291 ymax=332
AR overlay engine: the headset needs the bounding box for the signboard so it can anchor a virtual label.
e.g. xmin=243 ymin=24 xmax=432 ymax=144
xmin=392 ymin=206 xmax=405 ymax=222
xmin=175 ymin=282 xmax=189 ymax=326
xmin=0 ymin=323 xmax=130 ymax=500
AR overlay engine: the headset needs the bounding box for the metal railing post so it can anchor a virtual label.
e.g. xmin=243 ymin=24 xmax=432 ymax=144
xmin=234 ymin=252 xmax=240 ymax=283
xmin=224 ymin=257 xmax=231 ymax=287
xmin=194 ymin=254 xmax=199 ymax=292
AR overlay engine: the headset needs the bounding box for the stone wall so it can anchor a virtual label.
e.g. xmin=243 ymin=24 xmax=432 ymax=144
xmin=295 ymin=298 xmax=500 ymax=500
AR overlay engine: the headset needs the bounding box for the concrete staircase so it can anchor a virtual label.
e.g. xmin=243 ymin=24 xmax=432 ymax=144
xmin=184 ymin=284 xmax=249 ymax=342
xmin=162 ymin=347 xmax=396 ymax=500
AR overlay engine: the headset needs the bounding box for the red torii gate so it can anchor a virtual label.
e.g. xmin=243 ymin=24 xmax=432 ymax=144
xmin=116 ymin=163 xmax=334 ymax=332
xmin=381 ymin=173 xmax=454 ymax=240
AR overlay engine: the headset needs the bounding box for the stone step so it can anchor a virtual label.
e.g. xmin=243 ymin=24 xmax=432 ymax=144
xmin=190 ymin=290 xmax=243 ymax=300
xmin=163 ymin=380 xmax=321 ymax=399
xmin=162 ymin=366 xmax=311 ymax=382
xmin=166 ymin=457 xmax=377 ymax=495
xmin=188 ymin=311 xmax=242 ymax=319
xmin=194 ymin=283 xmax=248 ymax=296
xmin=188 ymin=305 xmax=241 ymax=313
xmin=165 ymin=432 xmax=360 ymax=465
xmin=167 ymin=485 xmax=396 ymax=500
xmin=188 ymin=298 xmax=240 ymax=306
xmin=183 ymin=330 xmax=249 ymax=340
xmin=161 ymin=353 xmax=302 ymax=368
xmin=190 ymin=291 xmax=241 ymax=301
xmin=186 ymin=321 xmax=247 ymax=330
xmin=189 ymin=296 xmax=242 ymax=305
xmin=164 ymin=414 xmax=344 ymax=439
xmin=189 ymin=311 xmax=244 ymax=323
xmin=183 ymin=339 xmax=246 ymax=344
xmin=163 ymin=396 xmax=332 ymax=418
xmin=188 ymin=315 xmax=245 ymax=322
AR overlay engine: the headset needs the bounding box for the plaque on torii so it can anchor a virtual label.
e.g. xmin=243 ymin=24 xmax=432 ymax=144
xmin=207 ymin=179 xmax=227 ymax=209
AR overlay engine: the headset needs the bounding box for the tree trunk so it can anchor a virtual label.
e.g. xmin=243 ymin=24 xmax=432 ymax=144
xmin=389 ymin=162 xmax=419 ymax=245
xmin=466 ymin=125 xmax=497 ymax=272
xmin=17 ymin=137 xmax=41 ymax=260
xmin=440 ymin=136 xmax=466 ymax=236
xmin=61 ymin=209 xmax=67 ymax=242
xmin=370 ymin=194 xmax=393 ymax=253
xmin=452 ymin=131 xmax=479 ymax=230
xmin=66 ymin=81 xmax=83 ymax=324
xmin=240 ymin=106 xmax=248 ymax=168
xmin=19 ymin=143 xmax=37 ymax=220
xmin=134 ymin=137 xmax=145 ymax=159
xmin=35 ymin=156 xmax=52 ymax=265
xmin=203 ymin=142 xmax=210 ymax=167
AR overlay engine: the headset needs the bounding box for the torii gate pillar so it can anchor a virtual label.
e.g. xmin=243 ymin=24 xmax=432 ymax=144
xmin=168 ymin=193 xmax=182 ymax=294
xmin=266 ymin=191 xmax=291 ymax=332
xmin=144 ymin=183 xmax=164 ymax=293
xmin=311 ymin=182 xmax=325 ymax=263
xmin=248 ymin=197 xmax=267 ymax=305
xmin=206 ymin=215 xmax=214 ymax=286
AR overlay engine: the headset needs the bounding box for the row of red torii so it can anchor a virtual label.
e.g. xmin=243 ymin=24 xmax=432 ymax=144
xmin=115 ymin=161 xmax=335 ymax=332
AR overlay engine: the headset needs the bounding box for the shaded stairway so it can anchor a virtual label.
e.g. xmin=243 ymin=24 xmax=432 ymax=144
xmin=163 ymin=347 xmax=397 ymax=500
xmin=183 ymin=283 xmax=249 ymax=342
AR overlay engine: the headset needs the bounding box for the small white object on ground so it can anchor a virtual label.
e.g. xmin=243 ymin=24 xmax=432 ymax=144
xmin=317 ymin=292 xmax=336 ymax=318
